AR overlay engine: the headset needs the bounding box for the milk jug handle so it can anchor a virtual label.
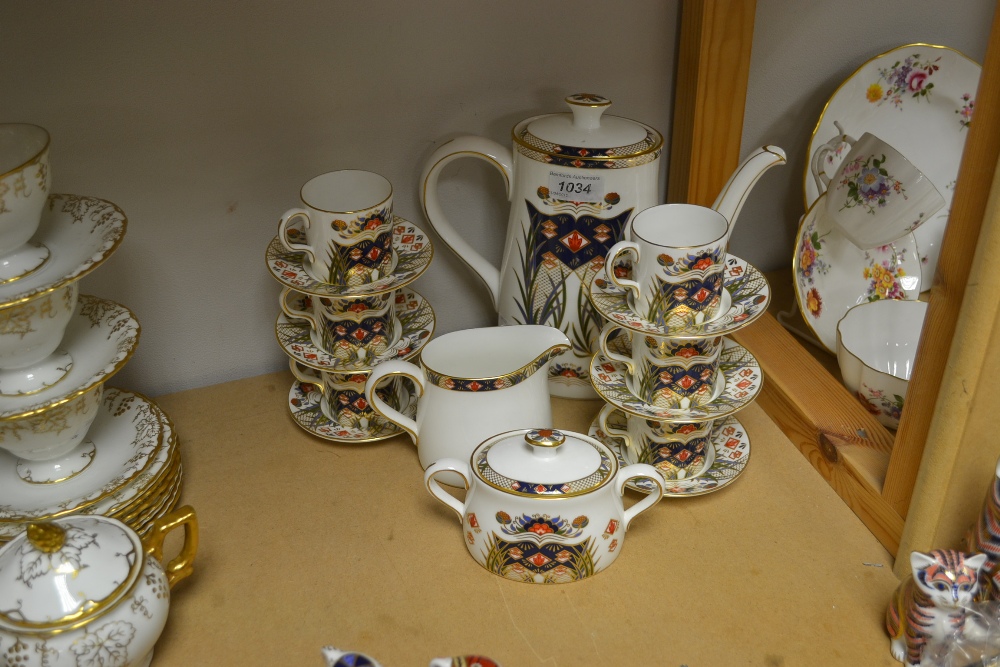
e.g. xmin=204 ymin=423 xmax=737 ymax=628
xmin=420 ymin=136 xmax=514 ymax=309
xmin=364 ymin=359 xmax=424 ymax=444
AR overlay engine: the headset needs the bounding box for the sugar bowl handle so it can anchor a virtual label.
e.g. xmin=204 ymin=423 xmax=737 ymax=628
xmin=616 ymin=464 xmax=664 ymax=529
xmin=365 ymin=360 xmax=424 ymax=444
xmin=423 ymin=458 xmax=471 ymax=522
xmin=605 ymin=240 xmax=641 ymax=299
xmin=144 ymin=505 xmax=199 ymax=588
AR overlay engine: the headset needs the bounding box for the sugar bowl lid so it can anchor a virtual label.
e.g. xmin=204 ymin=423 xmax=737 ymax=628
xmin=514 ymin=94 xmax=663 ymax=164
xmin=473 ymin=428 xmax=617 ymax=497
xmin=0 ymin=515 xmax=144 ymax=631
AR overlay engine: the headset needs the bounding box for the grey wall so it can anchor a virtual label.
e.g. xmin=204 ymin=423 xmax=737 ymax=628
xmin=737 ymin=0 xmax=995 ymax=272
xmin=0 ymin=1 xmax=994 ymax=397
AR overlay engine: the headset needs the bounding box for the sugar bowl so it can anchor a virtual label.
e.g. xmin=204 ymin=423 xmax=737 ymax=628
xmin=0 ymin=506 xmax=198 ymax=667
xmin=424 ymin=428 xmax=663 ymax=584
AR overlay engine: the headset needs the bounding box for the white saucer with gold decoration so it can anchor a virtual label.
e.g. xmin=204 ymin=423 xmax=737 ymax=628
xmin=266 ymin=216 xmax=433 ymax=298
xmin=0 ymin=388 xmax=170 ymax=542
xmin=0 ymin=194 xmax=127 ymax=308
xmin=277 ymin=287 xmax=435 ymax=372
xmin=288 ymin=378 xmax=417 ymax=443
xmin=591 ymin=332 xmax=762 ymax=422
xmin=590 ymin=408 xmax=751 ymax=497
xmin=588 ymin=254 xmax=770 ymax=339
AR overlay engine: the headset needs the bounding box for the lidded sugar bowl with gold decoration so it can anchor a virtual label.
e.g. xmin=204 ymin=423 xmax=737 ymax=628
xmin=424 ymin=428 xmax=664 ymax=584
xmin=0 ymin=506 xmax=197 ymax=667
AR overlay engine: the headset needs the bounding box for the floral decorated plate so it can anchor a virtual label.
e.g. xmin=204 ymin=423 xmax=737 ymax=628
xmin=0 ymin=389 xmax=166 ymax=535
xmin=590 ymin=408 xmax=751 ymax=496
xmin=590 ymin=333 xmax=762 ymax=422
xmin=587 ymin=254 xmax=769 ymax=339
xmin=793 ymin=193 xmax=921 ymax=352
xmin=0 ymin=296 xmax=140 ymax=420
xmin=266 ymin=216 xmax=433 ymax=298
xmin=0 ymin=195 xmax=127 ymax=309
xmin=287 ymin=379 xmax=417 ymax=443
xmin=804 ymin=43 xmax=981 ymax=287
xmin=276 ymin=287 xmax=435 ymax=372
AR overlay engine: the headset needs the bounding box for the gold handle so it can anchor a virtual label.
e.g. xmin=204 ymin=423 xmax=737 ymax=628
xmin=144 ymin=505 xmax=199 ymax=588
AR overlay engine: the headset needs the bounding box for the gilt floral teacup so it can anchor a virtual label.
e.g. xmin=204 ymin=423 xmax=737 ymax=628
xmin=277 ymin=170 xmax=396 ymax=286
xmin=598 ymin=323 xmax=723 ymax=409
xmin=0 ymin=124 xmax=51 ymax=283
xmin=605 ymin=204 xmax=728 ymax=327
xmin=825 ymin=132 xmax=944 ymax=249
xmin=599 ymin=404 xmax=715 ymax=480
xmin=0 ymin=283 xmax=78 ymax=396
xmin=280 ymin=287 xmax=397 ymax=363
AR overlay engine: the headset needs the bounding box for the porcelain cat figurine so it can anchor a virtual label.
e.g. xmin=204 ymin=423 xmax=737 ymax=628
xmin=429 ymin=658 xmax=501 ymax=667
xmin=321 ymin=646 xmax=383 ymax=667
xmin=966 ymin=456 xmax=1000 ymax=599
xmin=886 ymin=550 xmax=989 ymax=666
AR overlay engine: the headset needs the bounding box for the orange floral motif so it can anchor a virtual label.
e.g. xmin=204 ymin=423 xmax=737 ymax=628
xmin=806 ymin=288 xmax=822 ymax=317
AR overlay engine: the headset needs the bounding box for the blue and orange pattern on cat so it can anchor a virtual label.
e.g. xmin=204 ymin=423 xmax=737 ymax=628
xmin=885 ymin=549 xmax=988 ymax=666
xmin=966 ymin=458 xmax=1000 ymax=599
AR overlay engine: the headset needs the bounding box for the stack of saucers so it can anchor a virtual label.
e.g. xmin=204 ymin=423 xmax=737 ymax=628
xmin=584 ymin=203 xmax=770 ymax=497
xmin=264 ymin=170 xmax=435 ymax=443
xmin=0 ymin=124 xmax=183 ymax=544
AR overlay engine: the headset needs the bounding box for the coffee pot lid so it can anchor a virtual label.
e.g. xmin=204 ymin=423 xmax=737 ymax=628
xmin=0 ymin=515 xmax=143 ymax=630
xmin=474 ymin=428 xmax=617 ymax=497
xmin=515 ymin=94 xmax=662 ymax=165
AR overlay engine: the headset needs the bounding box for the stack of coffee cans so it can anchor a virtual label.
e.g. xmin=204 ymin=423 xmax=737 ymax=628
xmin=585 ymin=203 xmax=771 ymax=497
xmin=0 ymin=124 xmax=183 ymax=543
xmin=264 ymin=170 xmax=435 ymax=443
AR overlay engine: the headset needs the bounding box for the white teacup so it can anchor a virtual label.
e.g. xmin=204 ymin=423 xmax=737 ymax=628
xmin=599 ymin=405 xmax=715 ymax=480
xmin=0 ymin=124 xmax=51 ymax=282
xmin=0 ymin=283 xmax=78 ymax=395
xmin=605 ymin=204 xmax=729 ymax=327
xmin=277 ymin=170 xmax=396 ymax=286
xmin=821 ymin=131 xmax=944 ymax=249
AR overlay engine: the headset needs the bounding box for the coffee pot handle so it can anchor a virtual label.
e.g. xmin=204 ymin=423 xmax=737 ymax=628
xmin=423 ymin=458 xmax=471 ymax=521
xmin=365 ymin=359 xmax=424 ymax=444
xmin=420 ymin=136 xmax=514 ymax=310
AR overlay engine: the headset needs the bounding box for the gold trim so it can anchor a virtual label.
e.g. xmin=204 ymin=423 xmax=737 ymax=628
xmin=511 ymin=115 xmax=663 ymax=161
xmin=630 ymin=206 xmax=729 ymax=248
xmin=0 ymin=243 xmax=50 ymax=286
xmin=143 ymin=505 xmax=197 ymax=588
xmin=564 ymin=94 xmax=611 ymax=108
xmin=299 ymin=170 xmax=393 ymax=215
xmin=791 ymin=193 xmax=836 ymax=350
xmin=0 ymin=196 xmax=129 ymax=311
xmin=420 ymin=341 xmax=570 ymax=386
xmin=25 ymin=522 xmax=65 ymax=552
xmin=362 ymin=368 xmax=422 ymax=443
xmin=803 ymin=43 xmax=981 ymax=209
xmin=0 ymin=124 xmax=49 ymax=181
xmin=0 ymin=297 xmax=141 ymax=421
xmin=0 ymin=389 xmax=168 ymax=522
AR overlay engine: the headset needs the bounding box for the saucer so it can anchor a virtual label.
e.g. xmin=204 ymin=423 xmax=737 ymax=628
xmin=0 ymin=388 xmax=166 ymax=535
xmin=0 ymin=242 xmax=50 ymax=285
xmin=277 ymin=287 xmax=435 ymax=372
xmin=804 ymin=44 xmax=982 ymax=287
xmin=288 ymin=379 xmax=417 ymax=443
xmin=266 ymin=216 xmax=433 ymax=298
xmin=793 ymin=193 xmax=922 ymax=351
xmin=590 ymin=333 xmax=762 ymax=422
xmin=588 ymin=254 xmax=770 ymax=339
xmin=0 ymin=296 xmax=140 ymax=420
xmin=590 ymin=408 xmax=751 ymax=496
xmin=0 ymin=195 xmax=127 ymax=309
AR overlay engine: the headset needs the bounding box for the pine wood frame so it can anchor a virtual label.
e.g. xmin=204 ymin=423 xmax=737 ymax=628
xmin=670 ymin=0 xmax=1000 ymax=560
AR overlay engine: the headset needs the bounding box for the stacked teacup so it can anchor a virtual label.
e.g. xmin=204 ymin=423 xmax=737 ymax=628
xmin=586 ymin=203 xmax=770 ymax=496
xmin=264 ymin=170 xmax=435 ymax=443
xmin=0 ymin=124 xmax=183 ymax=543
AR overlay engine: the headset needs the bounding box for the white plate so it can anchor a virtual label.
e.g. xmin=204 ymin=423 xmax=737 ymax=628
xmin=587 ymin=254 xmax=770 ymax=339
xmin=0 ymin=194 xmax=127 ymax=308
xmin=0 ymin=388 xmax=166 ymax=531
xmin=276 ymin=287 xmax=434 ymax=372
xmin=266 ymin=217 xmax=433 ymax=298
xmin=805 ymin=43 xmax=981 ymax=287
xmin=0 ymin=296 xmax=140 ymax=419
xmin=590 ymin=334 xmax=762 ymax=422
xmin=590 ymin=409 xmax=751 ymax=497
xmin=793 ymin=193 xmax=921 ymax=352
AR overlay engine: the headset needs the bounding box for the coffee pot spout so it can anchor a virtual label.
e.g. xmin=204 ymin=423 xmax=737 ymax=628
xmin=711 ymin=145 xmax=786 ymax=235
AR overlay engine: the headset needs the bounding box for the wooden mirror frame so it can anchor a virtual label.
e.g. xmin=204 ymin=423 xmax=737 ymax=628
xmin=669 ymin=0 xmax=1000 ymax=570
